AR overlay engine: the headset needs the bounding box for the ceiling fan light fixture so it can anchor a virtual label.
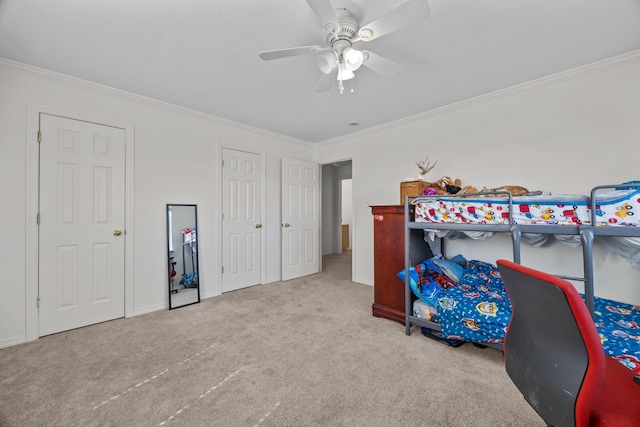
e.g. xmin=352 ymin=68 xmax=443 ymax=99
xmin=316 ymin=51 xmax=337 ymax=74
xmin=337 ymin=63 xmax=354 ymax=81
xmin=343 ymin=47 xmax=364 ymax=72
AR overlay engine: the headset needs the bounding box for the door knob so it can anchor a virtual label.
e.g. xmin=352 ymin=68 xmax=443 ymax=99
xmin=283 ymin=223 xmax=290 ymax=228
xmin=113 ymin=229 xmax=122 ymax=236
xmin=255 ymin=224 xmax=262 ymax=228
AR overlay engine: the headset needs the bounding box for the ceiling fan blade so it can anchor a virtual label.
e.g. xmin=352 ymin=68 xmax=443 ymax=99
xmin=259 ymin=45 xmax=323 ymax=61
xmin=361 ymin=50 xmax=404 ymax=78
xmin=315 ymin=71 xmax=335 ymax=92
xmin=306 ymin=0 xmax=341 ymax=35
xmin=357 ymin=0 xmax=430 ymax=42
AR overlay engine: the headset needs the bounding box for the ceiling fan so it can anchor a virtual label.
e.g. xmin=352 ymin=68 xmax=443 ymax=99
xmin=258 ymin=0 xmax=431 ymax=94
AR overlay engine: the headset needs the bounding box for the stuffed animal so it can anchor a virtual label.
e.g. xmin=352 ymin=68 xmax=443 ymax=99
xmin=490 ymin=185 xmax=529 ymax=196
xmin=432 ymin=176 xmax=463 ymax=194
xmin=422 ymin=175 xmax=528 ymax=197
xmin=458 ymin=185 xmax=479 ymax=195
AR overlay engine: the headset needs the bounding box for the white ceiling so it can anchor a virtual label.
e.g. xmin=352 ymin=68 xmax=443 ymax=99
xmin=1 ymin=0 xmax=639 ymax=143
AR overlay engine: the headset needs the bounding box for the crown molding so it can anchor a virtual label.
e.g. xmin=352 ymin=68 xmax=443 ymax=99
xmin=316 ymin=49 xmax=640 ymax=149
xmin=0 ymin=57 xmax=312 ymax=148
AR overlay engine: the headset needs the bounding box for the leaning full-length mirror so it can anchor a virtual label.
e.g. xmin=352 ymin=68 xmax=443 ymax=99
xmin=167 ymin=204 xmax=200 ymax=309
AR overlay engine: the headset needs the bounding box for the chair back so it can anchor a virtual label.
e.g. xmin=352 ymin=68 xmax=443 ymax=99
xmin=497 ymin=260 xmax=604 ymax=427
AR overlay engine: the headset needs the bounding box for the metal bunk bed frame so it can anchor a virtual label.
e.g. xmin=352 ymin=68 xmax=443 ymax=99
xmin=402 ymin=183 xmax=640 ymax=340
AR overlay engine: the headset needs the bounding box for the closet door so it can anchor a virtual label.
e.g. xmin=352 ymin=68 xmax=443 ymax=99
xmin=222 ymin=148 xmax=262 ymax=292
xmin=38 ymin=114 xmax=126 ymax=336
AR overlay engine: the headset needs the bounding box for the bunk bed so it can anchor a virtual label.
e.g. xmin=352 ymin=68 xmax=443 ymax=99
xmin=402 ymin=183 xmax=640 ymax=371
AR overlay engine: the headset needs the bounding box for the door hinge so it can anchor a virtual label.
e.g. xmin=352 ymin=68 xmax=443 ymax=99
xmin=37 ymin=131 xmax=41 ymax=143
xmin=221 ymin=266 xmax=224 ymax=274
xmin=37 ymin=296 xmax=40 ymax=308
xmin=221 ymin=159 xmax=224 ymax=167
xmin=37 ymin=213 xmax=40 ymax=225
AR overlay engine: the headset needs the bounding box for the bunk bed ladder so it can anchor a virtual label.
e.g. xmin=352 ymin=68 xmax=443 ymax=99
xmin=510 ymin=226 xmax=522 ymax=264
xmin=580 ymin=226 xmax=596 ymax=317
xmin=512 ymin=219 xmax=596 ymax=319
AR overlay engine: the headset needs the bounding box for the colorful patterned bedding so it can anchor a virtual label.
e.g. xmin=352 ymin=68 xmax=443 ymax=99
xmin=414 ymin=186 xmax=640 ymax=227
xmin=435 ymin=260 xmax=511 ymax=345
xmin=400 ymin=257 xmax=512 ymax=344
xmin=402 ymin=255 xmax=640 ymax=374
xmin=593 ymin=295 xmax=640 ymax=375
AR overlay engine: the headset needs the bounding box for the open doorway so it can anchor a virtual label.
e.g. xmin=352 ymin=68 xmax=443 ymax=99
xmin=321 ymin=160 xmax=352 ymax=279
xmin=341 ymin=179 xmax=352 ymax=252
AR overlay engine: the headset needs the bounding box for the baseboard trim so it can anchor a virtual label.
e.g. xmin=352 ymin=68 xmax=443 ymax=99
xmin=0 ymin=335 xmax=27 ymax=349
xmin=132 ymin=302 xmax=167 ymax=317
xmin=199 ymin=290 xmax=220 ymax=300
xmin=264 ymin=275 xmax=281 ymax=284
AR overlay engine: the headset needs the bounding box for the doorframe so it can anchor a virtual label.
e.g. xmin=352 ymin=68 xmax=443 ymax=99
xmin=319 ymin=158 xmax=355 ymax=281
xmin=25 ymin=104 xmax=135 ymax=342
xmin=218 ymin=146 xmax=267 ymax=294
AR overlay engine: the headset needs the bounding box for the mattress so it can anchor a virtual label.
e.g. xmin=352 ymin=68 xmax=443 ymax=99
xmin=414 ymin=187 xmax=640 ymax=227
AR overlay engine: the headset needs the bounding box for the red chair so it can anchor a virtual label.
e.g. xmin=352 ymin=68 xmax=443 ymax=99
xmin=496 ymin=259 xmax=640 ymax=427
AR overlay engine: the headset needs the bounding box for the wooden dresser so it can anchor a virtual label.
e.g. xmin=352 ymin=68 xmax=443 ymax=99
xmin=371 ymin=205 xmax=432 ymax=325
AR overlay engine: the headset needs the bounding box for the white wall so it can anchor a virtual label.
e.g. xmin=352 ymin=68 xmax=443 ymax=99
xmin=314 ymin=51 xmax=640 ymax=306
xmin=0 ymin=59 xmax=313 ymax=347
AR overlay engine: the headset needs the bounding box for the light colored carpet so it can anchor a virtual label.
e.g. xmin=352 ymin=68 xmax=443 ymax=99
xmin=0 ymin=252 xmax=543 ymax=426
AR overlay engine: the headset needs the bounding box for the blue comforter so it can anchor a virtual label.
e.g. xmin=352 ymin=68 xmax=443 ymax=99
xmin=435 ymin=260 xmax=511 ymax=344
xmin=401 ymin=256 xmax=640 ymax=375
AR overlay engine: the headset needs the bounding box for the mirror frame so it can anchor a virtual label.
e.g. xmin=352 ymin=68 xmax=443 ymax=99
xmin=167 ymin=204 xmax=201 ymax=310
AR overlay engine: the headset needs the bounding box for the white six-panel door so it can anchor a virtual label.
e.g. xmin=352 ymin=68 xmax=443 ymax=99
xmin=38 ymin=114 xmax=126 ymax=336
xmin=222 ymin=148 xmax=262 ymax=292
xmin=281 ymin=157 xmax=320 ymax=281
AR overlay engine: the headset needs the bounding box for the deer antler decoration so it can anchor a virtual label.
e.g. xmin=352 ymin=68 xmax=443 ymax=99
xmin=416 ymin=157 xmax=437 ymax=176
